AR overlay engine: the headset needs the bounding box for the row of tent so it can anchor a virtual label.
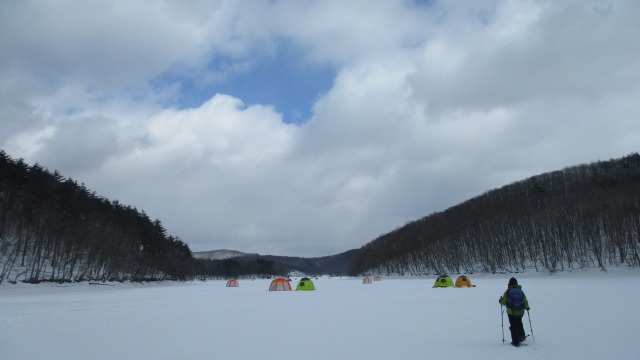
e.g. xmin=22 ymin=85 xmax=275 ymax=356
xmin=362 ymin=274 xmax=475 ymax=287
xmin=227 ymin=274 xmax=474 ymax=290
xmin=362 ymin=275 xmax=383 ymax=284
xmin=226 ymin=277 xmax=316 ymax=291
xmin=433 ymin=275 xmax=475 ymax=288
xmin=270 ymin=277 xmax=317 ymax=291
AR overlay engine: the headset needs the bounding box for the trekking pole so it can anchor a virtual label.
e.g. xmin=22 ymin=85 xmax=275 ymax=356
xmin=500 ymin=304 xmax=505 ymax=343
xmin=527 ymin=310 xmax=535 ymax=342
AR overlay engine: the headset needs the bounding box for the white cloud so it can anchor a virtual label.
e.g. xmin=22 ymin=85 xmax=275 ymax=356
xmin=1 ymin=0 xmax=639 ymax=256
xmin=11 ymin=1 xmax=226 ymax=84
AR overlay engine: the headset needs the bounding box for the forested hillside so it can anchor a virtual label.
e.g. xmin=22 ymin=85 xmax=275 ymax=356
xmin=0 ymin=150 xmax=343 ymax=284
xmin=347 ymin=153 xmax=640 ymax=276
xmin=0 ymin=151 xmax=197 ymax=284
xmin=4 ymin=150 xmax=639 ymax=283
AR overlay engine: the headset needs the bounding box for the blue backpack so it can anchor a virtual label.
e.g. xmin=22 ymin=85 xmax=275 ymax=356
xmin=507 ymin=287 xmax=524 ymax=310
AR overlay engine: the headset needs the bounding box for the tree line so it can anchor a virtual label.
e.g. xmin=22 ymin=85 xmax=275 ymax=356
xmin=5 ymin=149 xmax=637 ymax=283
xmin=347 ymin=153 xmax=640 ymax=276
xmin=0 ymin=150 xmax=285 ymax=284
xmin=225 ymin=250 xmax=357 ymax=276
xmin=0 ymin=150 xmax=197 ymax=283
xmin=193 ymin=258 xmax=289 ymax=279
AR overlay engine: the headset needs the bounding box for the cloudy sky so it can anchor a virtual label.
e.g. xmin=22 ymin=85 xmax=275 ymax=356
xmin=1 ymin=0 xmax=638 ymax=257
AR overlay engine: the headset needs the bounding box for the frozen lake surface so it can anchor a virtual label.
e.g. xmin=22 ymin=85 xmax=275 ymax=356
xmin=1 ymin=269 xmax=638 ymax=360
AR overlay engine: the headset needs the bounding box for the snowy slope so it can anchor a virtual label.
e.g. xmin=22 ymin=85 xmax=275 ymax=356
xmin=1 ymin=269 xmax=638 ymax=360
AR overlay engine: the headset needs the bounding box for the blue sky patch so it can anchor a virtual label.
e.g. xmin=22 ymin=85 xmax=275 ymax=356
xmin=151 ymin=44 xmax=335 ymax=125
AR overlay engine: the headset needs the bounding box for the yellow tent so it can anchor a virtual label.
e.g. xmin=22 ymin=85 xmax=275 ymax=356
xmin=455 ymin=275 xmax=475 ymax=287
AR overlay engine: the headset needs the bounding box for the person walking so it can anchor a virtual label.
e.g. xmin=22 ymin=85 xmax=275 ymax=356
xmin=499 ymin=277 xmax=530 ymax=346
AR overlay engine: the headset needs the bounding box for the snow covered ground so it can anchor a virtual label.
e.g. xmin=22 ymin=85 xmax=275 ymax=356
xmin=1 ymin=269 xmax=638 ymax=360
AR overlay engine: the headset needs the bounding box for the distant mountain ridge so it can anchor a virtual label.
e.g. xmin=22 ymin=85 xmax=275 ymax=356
xmin=193 ymin=249 xmax=357 ymax=275
xmin=193 ymin=249 xmax=257 ymax=260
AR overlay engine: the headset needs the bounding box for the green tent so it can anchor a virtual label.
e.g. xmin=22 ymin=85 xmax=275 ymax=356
xmin=295 ymin=277 xmax=316 ymax=291
xmin=433 ymin=274 xmax=454 ymax=288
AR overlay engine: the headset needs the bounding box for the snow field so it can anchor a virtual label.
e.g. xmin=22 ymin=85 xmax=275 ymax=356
xmin=1 ymin=269 xmax=639 ymax=360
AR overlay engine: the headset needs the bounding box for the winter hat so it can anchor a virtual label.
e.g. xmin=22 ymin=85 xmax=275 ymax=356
xmin=508 ymin=277 xmax=518 ymax=286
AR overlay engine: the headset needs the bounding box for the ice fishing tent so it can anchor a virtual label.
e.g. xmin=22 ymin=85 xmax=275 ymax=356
xmin=362 ymin=277 xmax=373 ymax=284
xmin=433 ymin=275 xmax=454 ymax=288
xmin=226 ymin=279 xmax=239 ymax=287
xmin=455 ymin=275 xmax=475 ymax=287
xmin=269 ymin=277 xmax=292 ymax=291
xmin=374 ymin=275 xmax=382 ymax=281
xmin=295 ymin=277 xmax=316 ymax=291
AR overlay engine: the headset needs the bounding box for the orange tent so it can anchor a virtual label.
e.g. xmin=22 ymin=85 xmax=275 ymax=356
xmin=362 ymin=277 xmax=373 ymax=284
xmin=226 ymin=279 xmax=239 ymax=287
xmin=374 ymin=275 xmax=382 ymax=281
xmin=455 ymin=275 xmax=475 ymax=287
xmin=269 ymin=277 xmax=292 ymax=291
